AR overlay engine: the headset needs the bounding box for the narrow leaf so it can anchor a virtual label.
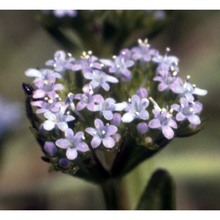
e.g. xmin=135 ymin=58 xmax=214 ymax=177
xmin=136 ymin=169 xmax=176 ymax=210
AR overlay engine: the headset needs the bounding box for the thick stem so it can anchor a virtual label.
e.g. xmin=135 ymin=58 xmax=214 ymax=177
xmin=100 ymin=179 xmax=122 ymax=210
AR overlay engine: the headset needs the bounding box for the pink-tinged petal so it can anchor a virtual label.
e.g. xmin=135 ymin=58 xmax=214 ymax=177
xmin=43 ymin=120 xmax=55 ymax=131
xmin=131 ymin=94 xmax=140 ymax=103
xmin=85 ymin=127 xmax=96 ymax=136
xmin=31 ymin=100 xmax=43 ymax=107
xmin=77 ymin=142 xmax=89 ymax=152
xmin=44 ymin=111 xmax=56 ymax=121
xmin=47 ymin=91 xmax=57 ymax=99
xmin=122 ymin=112 xmax=134 ymax=123
xmin=180 ymin=97 xmax=189 ymax=107
xmin=77 ymin=102 xmax=86 ymax=110
xmin=171 ymin=104 xmax=180 ymax=111
xmin=93 ymin=94 xmax=104 ymax=103
xmin=194 ymin=102 xmax=203 ymax=113
xmin=132 ymin=53 xmax=141 ymax=60
xmin=106 ymin=75 xmax=119 ymax=84
xmin=66 ymin=148 xmax=78 ymax=160
xmin=139 ymin=110 xmax=149 ymax=120
xmin=188 ymin=115 xmax=201 ymax=125
xmin=176 ymin=112 xmax=186 ymax=121
xmin=74 ymin=131 xmax=84 ymax=141
xmin=111 ymin=113 xmax=121 ymax=126
xmin=103 ymin=111 xmax=113 ymax=120
xmin=103 ymin=137 xmax=115 ymax=148
xmin=33 ymin=89 xmax=46 ymax=98
xmin=153 ymin=76 xmax=162 ymax=82
xmin=91 ymin=136 xmax=101 ymax=148
xmin=106 ymin=125 xmax=117 ymax=136
xmin=56 ymin=139 xmax=69 ymax=149
xmin=65 ymin=115 xmax=75 ymax=122
xmin=162 ymin=126 xmax=174 ymax=140
xmin=94 ymin=119 xmax=104 ymax=129
xmin=34 ymin=79 xmax=45 ymax=88
xmin=57 ymin=122 xmax=68 ymax=131
xmin=101 ymin=82 xmax=110 ymax=91
xmin=100 ymin=59 xmax=113 ymax=66
xmin=53 ymin=83 xmax=64 ymax=91
xmin=71 ymin=64 xmax=82 ymax=71
xmin=65 ymin=128 xmax=74 ymax=139
xmin=158 ymin=83 xmax=168 ymax=91
xmin=149 ymin=119 xmax=161 ymax=128
xmin=167 ymin=119 xmax=177 ymax=129
xmin=87 ymin=103 xmax=96 ymax=111
xmin=83 ymin=72 xmax=93 ymax=79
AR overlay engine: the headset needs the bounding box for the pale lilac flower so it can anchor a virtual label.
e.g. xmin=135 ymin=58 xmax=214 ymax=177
xmin=31 ymin=96 xmax=62 ymax=114
xmin=131 ymin=39 xmax=158 ymax=62
xmin=43 ymin=104 xmax=75 ymax=131
xmin=32 ymin=78 xmax=64 ymax=99
xmin=72 ymin=51 xmax=103 ymax=74
xmin=44 ymin=141 xmax=57 ymax=156
xmin=153 ymin=71 xmax=183 ymax=93
xmin=122 ymin=95 xmax=149 ymax=123
xmin=86 ymin=119 xmax=118 ymax=149
xmin=175 ymin=76 xmax=208 ymax=102
xmin=137 ymin=122 xmax=149 ymax=134
xmin=93 ymin=98 xmax=127 ymax=120
xmin=25 ymin=68 xmax=62 ymax=81
xmin=45 ymin=50 xmax=75 ymax=73
xmin=75 ymin=86 xmax=104 ymax=111
xmin=102 ymin=49 xmax=134 ymax=81
xmin=149 ymin=108 xmax=177 ymax=140
xmin=153 ymin=50 xmax=179 ymax=76
xmin=83 ymin=70 xmax=118 ymax=91
xmin=56 ymin=128 xmax=89 ymax=160
xmin=171 ymin=97 xmax=202 ymax=125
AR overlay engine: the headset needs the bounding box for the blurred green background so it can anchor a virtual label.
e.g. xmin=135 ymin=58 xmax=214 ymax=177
xmin=0 ymin=10 xmax=219 ymax=210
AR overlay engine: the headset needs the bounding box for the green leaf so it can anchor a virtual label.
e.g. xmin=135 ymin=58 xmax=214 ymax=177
xmin=136 ymin=169 xmax=176 ymax=210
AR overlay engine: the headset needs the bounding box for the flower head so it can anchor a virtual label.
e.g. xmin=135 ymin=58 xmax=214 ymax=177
xmin=24 ymin=39 xmax=207 ymax=182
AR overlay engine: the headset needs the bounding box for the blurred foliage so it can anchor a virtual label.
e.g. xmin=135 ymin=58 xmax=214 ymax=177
xmin=38 ymin=10 xmax=172 ymax=56
xmin=0 ymin=10 xmax=219 ymax=210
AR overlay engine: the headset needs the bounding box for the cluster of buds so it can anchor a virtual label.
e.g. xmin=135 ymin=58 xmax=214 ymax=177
xmin=23 ymin=39 xmax=207 ymax=183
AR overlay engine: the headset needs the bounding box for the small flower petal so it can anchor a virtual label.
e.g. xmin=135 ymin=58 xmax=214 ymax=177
xmin=162 ymin=126 xmax=174 ymax=140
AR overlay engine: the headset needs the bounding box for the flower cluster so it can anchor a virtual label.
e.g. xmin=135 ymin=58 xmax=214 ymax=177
xmin=23 ymin=39 xmax=207 ymax=179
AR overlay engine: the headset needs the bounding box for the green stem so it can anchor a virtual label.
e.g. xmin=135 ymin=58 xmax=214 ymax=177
xmin=100 ymin=179 xmax=122 ymax=210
